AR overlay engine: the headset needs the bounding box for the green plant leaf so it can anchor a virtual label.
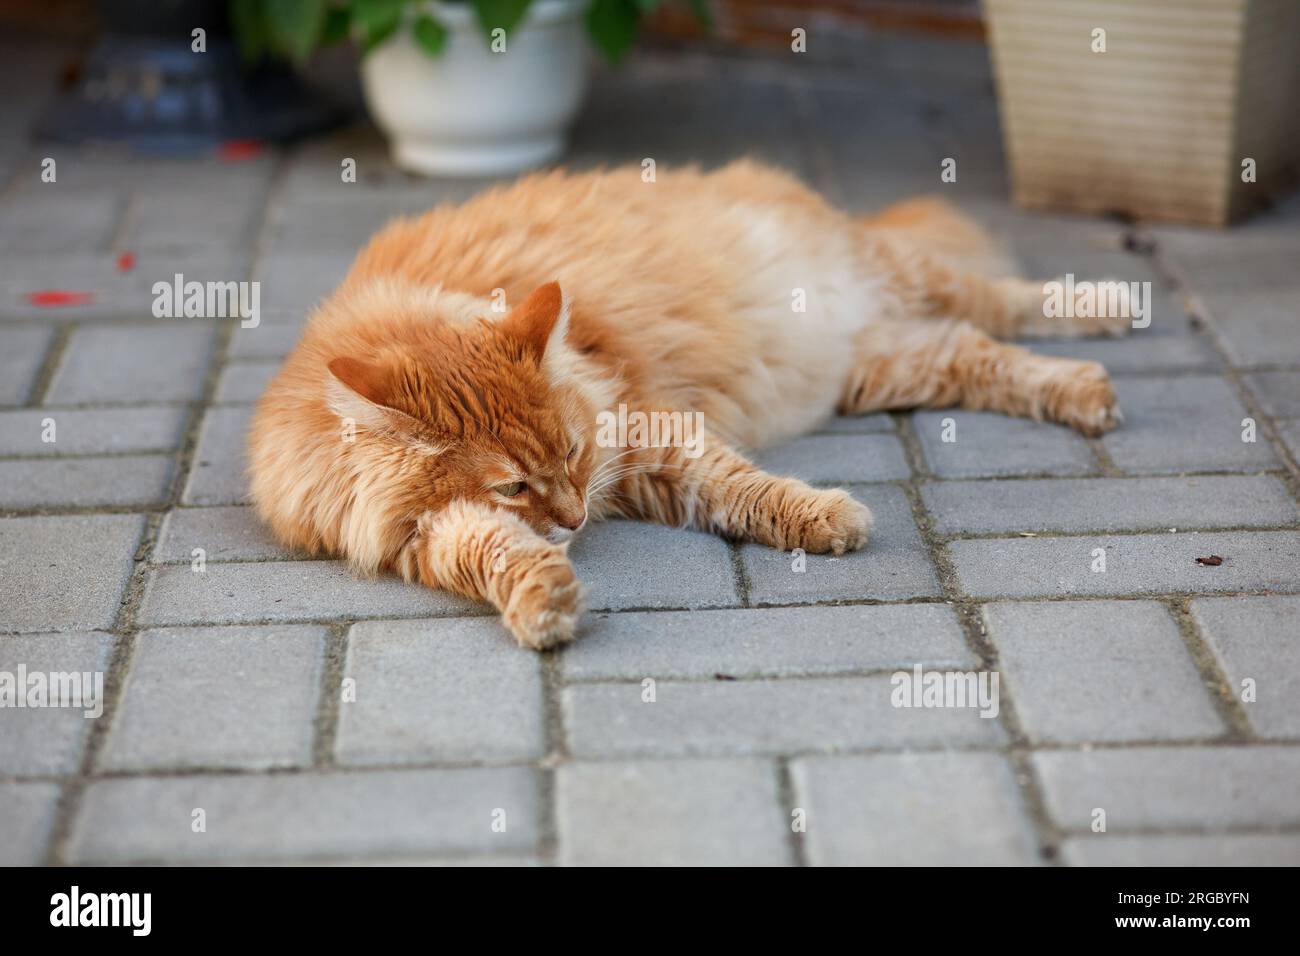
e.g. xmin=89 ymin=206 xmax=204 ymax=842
xmin=354 ymin=0 xmax=405 ymax=54
xmin=586 ymin=0 xmax=640 ymax=62
xmin=265 ymin=0 xmax=328 ymax=66
xmin=412 ymin=14 xmax=449 ymax=57
xmin=229 ymin=0 xmax=268 ymax=64
xmin=322 ymin=5 xmax=352 ymax=45
xmin=471 ymin=0 xmax=533 ymax=39
xmin=685 ymin=0 xmax=713 ymax=29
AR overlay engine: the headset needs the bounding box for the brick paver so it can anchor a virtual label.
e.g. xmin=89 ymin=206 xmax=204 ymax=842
xmin=983 ymin=601 xmax=1225 ymax=743
xmin=2 ymin=32 xmax=1298 ymax=866
xmin=337 ymin=618 xmax=546 ymax=764
xmin=562 ymin=603 xmax=973 ymax=680
xmin=69 ymin=768 xmax=538 ymax=863
xmin=46 ymin=324 xmax=217 ymax=404
xmin=1189 ymin=596 xmax=1300 ymax=738
xmin=0 ymin=326 xmax=53 ymax=405
xmin=558 ymin=759 xmax=788 ymax=866
xmin=793 ymin=753 xmax=1040 ymax=865
xmin=740 ymin=484 xmax=942 ymax=603
xmin=0 ymin=632 xmax=114 ymax=776
xmin=102 ymin=625 xmax=326 ymax=771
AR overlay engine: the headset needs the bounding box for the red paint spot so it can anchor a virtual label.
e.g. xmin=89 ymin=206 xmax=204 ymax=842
xmin=217 ymin=139 xmax=263 ymax=161
xmin=26 ymin=290 xmax=95 ymax=307
xmin=116 ymin=251 xmax=136 ymax=272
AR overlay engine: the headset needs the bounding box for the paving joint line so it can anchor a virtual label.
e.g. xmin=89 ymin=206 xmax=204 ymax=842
xmin=894 ymin=410 xmax=1065 ymax=864
xmin=38 ymin=150 xmax=293 ymax=864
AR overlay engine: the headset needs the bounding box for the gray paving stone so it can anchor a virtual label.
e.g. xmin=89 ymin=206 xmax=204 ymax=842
xmin=1245 ymin=370 xmax=1300 ymax=418
xmin=0 ymin=406 xmax=186 ymax=456
xmin=0 ymin=326 xmax=53 ymax=405
xmin=1030 ymin=334 xmax=1221 ymax=376
xmin=1190 ymin=596 xmax=1300 ymax=738
xmin=1033 ymin=746 xmax=1300 ymax=830
xmin=214 ymin=361 xmax=280 ymax=403
xmin=0 ymin=782 xmax=61 ymax=865
xmin=573 ymin=72 xmax=817 ymax=185
xmin=182 ymin=405 xmax=251 ymax=505
xmin=914 ymin=411 xmax=1098 ymax=478
xmin=102 ymin=625 xmax=325 ymax=771
xmin=563 ymin=603 xmax=974 ymax=681
xmin=154 ymin=506 xmax=301 ymax=562
xmin=923 ymin=475 xmax=1298 ymax=535
xmin=337 ymin=618 xmax=544 ymax=765
xmin=137 ymin=559 xmax=484 ymax=627
xmin=803 ymin=94 xmax=949 ymax=209
xmin=949 ymin=531 xmax=1300 ymax=599
xmin=69 ymin=767 xmax=538 ymax=863
xmin=266 ymin=194 xmax=421 ymax=252
xmin=0 ymin=514 xmax=145 ymax=632
xmin=1156 ymin=224 xmax=1300 ymax=287
xmin=569 ymin=519 xmax=739 ymax=610
xmin=255 ymin=248 xmax=357 ymax=313
xmin=793 ymin=753 xmax=1039 ymax=865
xmin=564 ymin=675 xmax=1005 ymax=758
xmin=812 ymin=413 xmax=895 ymax=434
xmin=6 ymin=152 xmax=277 ymax=196
xmin=756 ymin=434 xmax=909 ymax=483
xmin=118 ymin=193 xmax=260 ymax=250
xmin=0 ymin=455 xmax=173 ymax=508
xmin=992 ymin=219 xmax=1165 ymax=289
xmin=1061 ymin=834 xmax=1300 ymax=866
xmin=46 ymin=324 xmax=216 ymax=403
xmin=983 ymin=601 xmax=1224 ymax=743
xmin=228 ymin=321 xmax=305 ymax=359
xmin=0 ymin=193 xmax=121 ymax=252
xmin=741 ymin=484 xmax=941 ymax=604
xmin=558 ymin=759 xmax=789 ymax=866
xmin=0 ymin=250 xmax=248 ymax=322
xmin=1198 ymin=289 xmax=1300 ymax=366
xmin=1102 ymin=376 xmax=1277 ymax=474
xmin=1281 ymin=420 xmax=1300 ymax=463
xmin=0 ymin=631 xmax=114 ymax=775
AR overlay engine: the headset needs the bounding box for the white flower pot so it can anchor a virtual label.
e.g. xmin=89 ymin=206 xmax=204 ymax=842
xmin=361 ymin=0 xmax=591 ymax=176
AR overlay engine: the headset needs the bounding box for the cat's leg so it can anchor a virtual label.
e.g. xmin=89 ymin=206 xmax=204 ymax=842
xmin=608 ymin=443 xmax=872 ymax=555
xmin=866 ymin=235 xmax=1134 ymax=340
xmin=839 ymin=318 xmax=1122 ymax=436
xmin=396 ymin=500 xmax=583 ymax=649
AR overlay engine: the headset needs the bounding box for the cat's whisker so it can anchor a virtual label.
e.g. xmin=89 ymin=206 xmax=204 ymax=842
xmin=586 ymin=463 xmax=681 ymax=498
xmin=587 ymin=447 xmax=645 ymax=486
xmin=588 ymin=461 xmax=679 ymax=487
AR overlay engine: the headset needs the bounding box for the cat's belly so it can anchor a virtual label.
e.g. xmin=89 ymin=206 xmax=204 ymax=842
xmin=713 ymin=208 xmax=883 ymax=450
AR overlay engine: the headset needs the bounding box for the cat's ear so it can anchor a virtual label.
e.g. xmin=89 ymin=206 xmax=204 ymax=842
xmin=326 ymin=356 xmax=428 ymax=440
xmin=504 ymin=281 xmax=571 ymax=361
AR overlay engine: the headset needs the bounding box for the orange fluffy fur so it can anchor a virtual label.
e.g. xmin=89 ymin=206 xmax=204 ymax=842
xmin=249 ymin=160 xmax=1125 ymax=648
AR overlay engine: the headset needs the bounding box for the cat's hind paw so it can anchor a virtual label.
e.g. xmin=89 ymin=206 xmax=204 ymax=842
xmin=502 ymin=557 xmax=584 ymax=650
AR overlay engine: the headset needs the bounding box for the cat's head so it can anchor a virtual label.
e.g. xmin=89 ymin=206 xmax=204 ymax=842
xmin=324 ymin=282 xmax=602 ymax=544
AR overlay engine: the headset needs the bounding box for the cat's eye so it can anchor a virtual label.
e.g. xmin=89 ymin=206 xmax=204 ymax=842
xmin=494 ymin=481 xmax=526 ymax=498
xmin=566 ymin=443 xmax=578 ymax=461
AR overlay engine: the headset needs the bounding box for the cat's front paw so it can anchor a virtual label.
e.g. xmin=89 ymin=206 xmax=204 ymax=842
xmin=785 ymin=488 xmax=873 ymax=555
xmin=502 ymin=556 xmax=584 ymax=650
xmin=1048 ymin=360 xmax=1123 ymax=436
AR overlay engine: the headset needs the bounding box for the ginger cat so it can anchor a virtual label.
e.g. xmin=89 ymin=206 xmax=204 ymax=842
xmin=249 ymin=160 xmax=1128 ymax=648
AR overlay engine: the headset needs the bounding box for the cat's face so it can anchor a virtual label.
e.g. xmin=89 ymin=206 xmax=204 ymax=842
xmin=326 ymin=282 xmax=599 ymax=544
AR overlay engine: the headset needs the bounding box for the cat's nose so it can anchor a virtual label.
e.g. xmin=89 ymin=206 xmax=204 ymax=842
xmin=555 ymin=503 xmax=587 ymax=531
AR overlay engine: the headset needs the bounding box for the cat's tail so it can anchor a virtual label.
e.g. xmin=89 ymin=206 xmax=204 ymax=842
xmin=860 ymin=196 xmax=1021 ymax=278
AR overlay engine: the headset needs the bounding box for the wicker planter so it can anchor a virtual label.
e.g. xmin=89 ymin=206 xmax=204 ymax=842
xmin=985 ymin=0 xmax=1300 ymax=225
